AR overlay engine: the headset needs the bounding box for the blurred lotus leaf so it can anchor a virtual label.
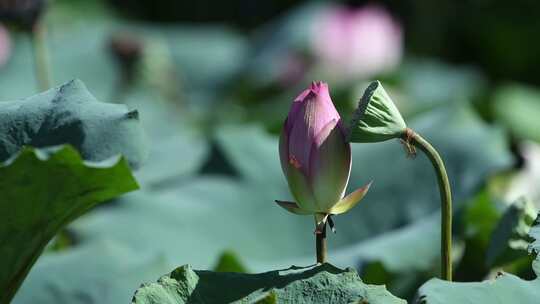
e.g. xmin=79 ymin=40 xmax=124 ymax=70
xmin=213 ymin=250 xmax=248 ymax=273
xmin=502 ymin=142 xmax=540 ymax=204
xmin=417 ymin=212 xmax=540 ymax=304
xmin=13 ymin=105 xmax=510 ymax=303
xmin=131 ymin=263 xmax=406 ymax=304
xmin=343 ymin=105 xmax=510 ymax=246
xmin=1 ymin=1 xmax=536 ymax=304
xmin=341 ymin=214 xmax=439 ymax=298
xmin=453 ymin=190 xmax=503 ymax=281
xmin=0 ymin=145 xmax=139 ymax=303
xmin=122 ymin=90 xmax=209 ymax=187
xmin=0 ymin=18 xmax=247 ymax=107
xmin=493 ymin=84 xmax=540 ymax=143
xmin=397 ymin=59 xmax=486 ymax=117
xmin=161 ymin=26 xmax=248 ymax=93
xmin=0 ymin=22 xmax=117 ymax=100
xmin=14 ymin=240 xmax=169 ymax=304
xmin=348 ymin=81 xmax=407 ymax=143
xmin=0 ymin=79 xmax=147 ymax=168
xmin=486 ymin=198 xmax=537 ymax=268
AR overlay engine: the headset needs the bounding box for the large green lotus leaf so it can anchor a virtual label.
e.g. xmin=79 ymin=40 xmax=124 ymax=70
xmin=155 ymin=26 xmax=248 ymax=93
xmin=0 ymin=22 xmax=116 ymax=101
xmin=417 ymin=212 xmax=540 ymax=304
xmin=213 ymin=125 xmax=283 ymax=186
xmin=122 ymin=90 xmax=209 ymax=187
xmin=0 ymin=145 xmax=139 ymax=303
xmin=0 ymin=17 xmax=248 ymax=104
xmin=13 ymin=240 xmax=169 ymax=304
xmin=493 ymin=84 xmax=540 ymax=143
xmin=246 ymin=2 xmax=325 ymax=86
xmin=397 ymin=59 xmax=486 ymax=117
xmin=134 ymin=130 xmax=208 ymax=187
xmin=334 ymin=214 xmax=440 ymax=298
xmin=72 ymin=179 xmax=312 ymax=267
xmin=0 ymin=80 xmax=147 ymax=168
xmin=103 ymin=23 xmax=249 ymax=105
xmin=131 ymin=263 xmax=405 ymax=304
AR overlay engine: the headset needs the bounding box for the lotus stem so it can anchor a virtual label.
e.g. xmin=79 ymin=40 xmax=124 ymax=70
xmin=316 ymin=223 xmax=327 ymax=263
xmin=402 ymin=128 xmax=452 ymax=281
xmin=31 ymin=23 xmax=52 ymax=91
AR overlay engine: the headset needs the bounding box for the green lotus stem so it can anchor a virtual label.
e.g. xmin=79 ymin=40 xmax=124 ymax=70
xmin=31 ymin=23 xmax=52 ymax=91
xmin=403 ymin=128 xmax=452 ymax=281
xmin=316 ymin=223 xmax=327 ymax=263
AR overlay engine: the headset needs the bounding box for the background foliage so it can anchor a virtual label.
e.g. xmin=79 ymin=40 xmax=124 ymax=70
xmin=1 ymin=0 xmax=539 ymax=303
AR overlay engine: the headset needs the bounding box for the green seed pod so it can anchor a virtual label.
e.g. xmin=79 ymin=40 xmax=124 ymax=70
xmin=348 ymin=81 xmax=406 ymax=143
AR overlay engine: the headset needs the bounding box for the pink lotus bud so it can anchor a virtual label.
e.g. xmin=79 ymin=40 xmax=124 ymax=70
xmin=312 ymin=4 xmax=402 ymax=79
xmin=276 ymin=81 xmax=370 ymax=230
xmin=0 ymin=24 xmax=10 ymax=67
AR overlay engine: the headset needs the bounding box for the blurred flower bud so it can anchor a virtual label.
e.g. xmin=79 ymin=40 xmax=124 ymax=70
xmin=0 ymin=23 xmax=10 ymax=67
xmin=276 ymin=81 xmax=371 ymax=230
xmin=0 ymin=0 xmax=46 ymax=31
xmin=349 ymin=81 xmax=406 ymax=143
xmin=277 ymin=52 xmax=308 ymax=87
xmin=109 ymin=32 xmax=144 ymax=85
xmin=312 ymin=4 xmax=402 ymax=79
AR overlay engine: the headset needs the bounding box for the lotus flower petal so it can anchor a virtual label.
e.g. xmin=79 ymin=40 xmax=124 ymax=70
xmin=309 ymin=120 xmax=351 ymax=211
xmin=280 ymin=126 xmax=318 ymax=211
xmin=329 ymin=182 xmax=372 ymax=215
xmin=285 ymin=159 xmax=319 ymax=212
xmin=287 ymin=82 xmax=340 ymax=170
xmin=278 ymin=81 xmax=368 ymax=217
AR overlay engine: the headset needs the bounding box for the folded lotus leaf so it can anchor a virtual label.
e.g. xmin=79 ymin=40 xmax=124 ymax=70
xmin=0 ymin=79 xmax=147 ymax=168
xmin=0 ymin=146 xmax=138 ymax=303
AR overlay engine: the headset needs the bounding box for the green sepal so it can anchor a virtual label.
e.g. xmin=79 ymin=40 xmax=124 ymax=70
xmin=274 ymin=200 xmax=312 ymax=215
xmin=348 ymin=81 xmax=406 ymax=143
xmin=329 ymin=182 xmax=372 ymax=215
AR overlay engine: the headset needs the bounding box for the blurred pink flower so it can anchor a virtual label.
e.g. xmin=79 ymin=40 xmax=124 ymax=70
xmin=0 ymin=24 xmax=11 ymax=67
xmin=312 ymin=4 xmax=403 ymax=79
xmin=278 ymin=52 xmax=308 ymax=87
